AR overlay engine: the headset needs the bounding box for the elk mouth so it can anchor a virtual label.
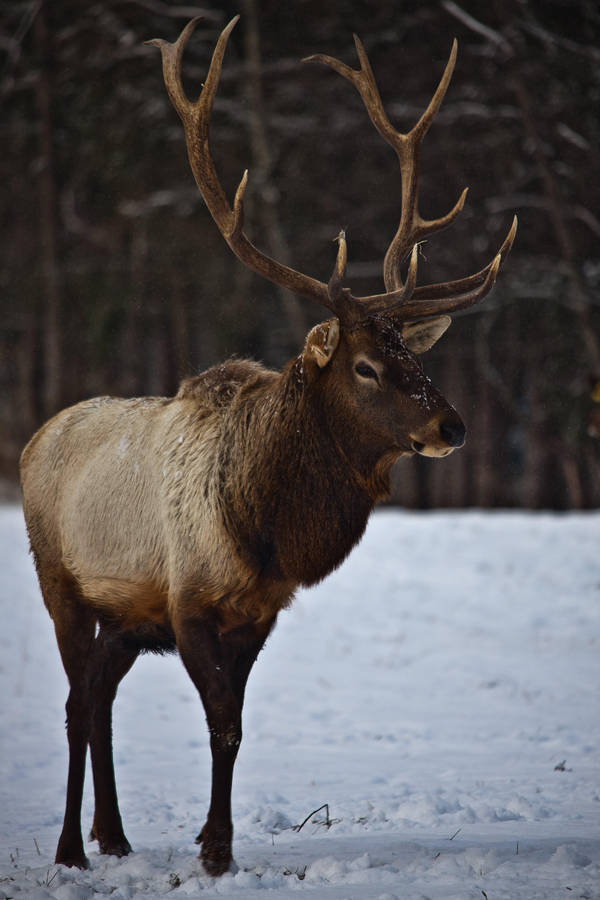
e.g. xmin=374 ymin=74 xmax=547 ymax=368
xmin=410 ymin=440 xmax=455 ymax=458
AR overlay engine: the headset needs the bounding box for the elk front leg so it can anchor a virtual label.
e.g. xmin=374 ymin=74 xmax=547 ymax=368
xmin=174 ymin=613 xmax=275 ymax=876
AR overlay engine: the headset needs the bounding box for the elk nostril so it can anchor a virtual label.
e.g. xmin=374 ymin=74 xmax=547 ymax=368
xmin=440 ymin=421 xmax=466 ymax=448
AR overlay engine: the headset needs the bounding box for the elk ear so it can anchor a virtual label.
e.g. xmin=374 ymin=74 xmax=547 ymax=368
xmin=402 ymin=316 xmax=451 ymax=354
xmin=303 ymin=318 xmax=340 ymax=370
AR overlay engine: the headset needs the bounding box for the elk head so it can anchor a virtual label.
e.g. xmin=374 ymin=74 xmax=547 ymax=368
xmin=147 ymin=17 xmax=516 ymax=461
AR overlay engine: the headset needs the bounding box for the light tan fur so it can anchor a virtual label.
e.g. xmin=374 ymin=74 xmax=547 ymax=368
xmin=21 ymin=370 xmax=296 ymax=635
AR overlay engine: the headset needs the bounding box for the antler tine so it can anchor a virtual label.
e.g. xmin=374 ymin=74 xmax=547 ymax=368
xmin=399 ymin=251 xmax=502 ymax=319
xmin=147 ymin=17 xmax=338 ymax=313
xmin=145 ymin=17 xmax=203 ymax=115
xmin=327 ymin=231 xmax=360 ymax=322
xmin=145 ymin=17 xmax=245 ymax=243
xmin=411 ymin=214 xmax=517 ymax=302
xmin=358 ymin=215 xmax=517 ymax=317
xmin=328 ymin=231 xmax=348 ymax=303
xmin=410 ymin=39 xmax=457 ymax=141
xmin=362 ymin=251 xmax=502 ymax=320
xmin=305 ymin=38 xmax=398 ymax=148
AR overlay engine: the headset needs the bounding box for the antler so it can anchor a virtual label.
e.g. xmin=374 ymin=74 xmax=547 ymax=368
xmin=306 ymin=36 xmax=517 ymax=319
xmin=146 ymin=17 xmax=516 ymax=325
xmin=305 ymin=37 xmax=468 ymax=295
xmin=145 ymin=17 xmax=341 ymax=315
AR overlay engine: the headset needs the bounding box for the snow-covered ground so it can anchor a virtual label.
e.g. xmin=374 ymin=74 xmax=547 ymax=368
xmin=1 ymin=504 xmax=599 ymax=899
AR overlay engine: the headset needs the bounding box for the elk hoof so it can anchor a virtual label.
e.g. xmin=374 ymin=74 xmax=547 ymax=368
xmin=98 ymin=836 xmax=133 ymax=858
xmin=55 ymin=854 xmax=90 ymax=870
xmin=55 ymin=840 xmax=89 ymax=870
xmin=89 ymin=821 xmax=132 ymax=857
xmin=200 ymin=844 xmax=233 ymax=877
xmin=196 ymin=824 xmax=233 ymax=877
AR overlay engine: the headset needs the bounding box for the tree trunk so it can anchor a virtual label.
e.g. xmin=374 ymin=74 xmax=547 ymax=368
xmin=34 ymin=1 xmax=63 ymax=418
xmin=241 ymin=0 xmax=307 ymax=355
xmin=508 ymin=69 xmax=600 ymax=373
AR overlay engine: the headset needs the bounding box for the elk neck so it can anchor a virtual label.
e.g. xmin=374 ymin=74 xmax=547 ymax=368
xmin=215 ymin=356 xmax=388 ymax=589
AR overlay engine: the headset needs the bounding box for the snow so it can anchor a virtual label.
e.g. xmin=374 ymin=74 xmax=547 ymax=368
xmin=1 ymin=504 xmax=599 ymax=899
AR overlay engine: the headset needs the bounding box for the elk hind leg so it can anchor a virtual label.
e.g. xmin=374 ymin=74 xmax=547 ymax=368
xmin=88 ymin=628 xmax=138 ymax=858
xmin=50 ymin=590 xmax=97 ymax=869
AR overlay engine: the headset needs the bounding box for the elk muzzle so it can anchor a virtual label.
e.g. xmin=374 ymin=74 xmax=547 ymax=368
xmin=410 ymin=414 xmax=466 ymax=457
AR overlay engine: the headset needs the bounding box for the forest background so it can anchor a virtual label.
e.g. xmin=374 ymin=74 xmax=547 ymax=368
xmin=2 ymin=0 xmax=599 ymax=509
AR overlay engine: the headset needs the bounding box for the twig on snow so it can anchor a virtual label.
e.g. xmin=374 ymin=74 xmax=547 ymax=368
xmin=293 ymin=803 xmax=339 ymax=832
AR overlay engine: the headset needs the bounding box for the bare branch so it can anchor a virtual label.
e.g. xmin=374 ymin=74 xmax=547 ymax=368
xmin=519 ymin=19 xmax=600 ymax=62
xmin=441 ymin=1 xmax=514 ymax=56
xmin=123 ymin=0 xmax=220 ymax=21
xmin=556 ymin=123 xmax=591 ymax=152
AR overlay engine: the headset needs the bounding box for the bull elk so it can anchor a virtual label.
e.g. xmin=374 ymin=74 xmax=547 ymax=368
xmin=20 ymin=16 xmax=516 ymax=876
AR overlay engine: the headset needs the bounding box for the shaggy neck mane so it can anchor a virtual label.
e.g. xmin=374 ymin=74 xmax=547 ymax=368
xmin=220 ymin=357 xmax=393 ymax=588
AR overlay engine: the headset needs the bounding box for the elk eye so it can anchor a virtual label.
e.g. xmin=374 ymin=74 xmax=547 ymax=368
xmin=354 ymin=361 xmax=378 ymax=381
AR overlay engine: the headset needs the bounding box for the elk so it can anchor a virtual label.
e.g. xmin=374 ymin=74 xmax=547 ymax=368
xmin=20 ymin=16 xmax=516 ymax=877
